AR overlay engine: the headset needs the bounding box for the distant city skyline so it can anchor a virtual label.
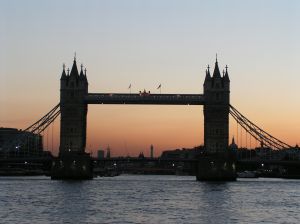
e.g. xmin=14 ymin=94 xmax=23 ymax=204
xmin=1 ymin=0 xmax=299 ymax=156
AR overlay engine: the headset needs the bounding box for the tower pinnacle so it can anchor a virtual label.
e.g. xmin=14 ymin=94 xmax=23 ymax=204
xmin=224 ymin=65 xmax=230 ymax=81
xmin=212 ymin=55 xmax=221 ymax=78
xmin=61 ymin=63 xmax=67 ymax=79
xmin=70 ymin=56 xmax=79 ymax=77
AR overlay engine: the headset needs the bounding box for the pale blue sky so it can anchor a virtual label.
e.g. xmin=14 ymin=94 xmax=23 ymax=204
xmin=1 ymin=0 xmax=299 ymax=154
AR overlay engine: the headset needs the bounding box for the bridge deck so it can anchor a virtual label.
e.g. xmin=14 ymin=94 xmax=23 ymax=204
xmin=85 ymin=93 xmax=205 ymax=105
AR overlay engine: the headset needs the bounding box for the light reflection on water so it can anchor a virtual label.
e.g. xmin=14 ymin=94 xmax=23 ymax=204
xmin=0 ymin=175 xmax=299 ymax=224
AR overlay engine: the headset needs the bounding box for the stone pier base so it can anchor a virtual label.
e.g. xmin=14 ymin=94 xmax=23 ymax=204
xmin=196 ymin=152 xmax=237 ymax=181
xmin=51 ymin=152 xmax=93 ymax=180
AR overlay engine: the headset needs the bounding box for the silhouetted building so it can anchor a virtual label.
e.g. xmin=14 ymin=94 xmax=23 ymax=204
xmin=229 ymin=137 xmax=238 ymax=151
xmin=150 ymin=144 xmax=154 ymax=158
xmin=97 ymin=149 xmax=105 ymax=159
xmin=106 ymin=145 xmax=111 ymax=158
xmin=138 ymin=152 xmax=145 ymax=159
xmin=0 ymin=127 xmax=43 ymax=155
xmin=161 ymin=146 xmax=204 ymax=159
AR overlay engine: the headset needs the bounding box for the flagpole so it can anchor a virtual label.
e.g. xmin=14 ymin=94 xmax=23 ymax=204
xmin=128 ymin=84 xmax=132 ymax=94
xmin=157 ymin=83 xmax=162 ymax=94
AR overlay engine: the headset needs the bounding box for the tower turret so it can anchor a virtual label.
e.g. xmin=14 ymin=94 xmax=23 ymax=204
xmin=79 ymin=64 xmax=84 ymax=78
xmin=60 ymin=64 xmax=67 ymax=88
xmin=60 ymin=64 xmax=67 ymax=79
xmin=204 ymin=65 xmax=212 ymax=92
xmin=223 ymin=65 xmax=230 ymax=90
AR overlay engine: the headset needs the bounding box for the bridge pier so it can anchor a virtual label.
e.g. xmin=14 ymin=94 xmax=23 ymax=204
xmin=51 ymin=152 xmax=93 ymax=180
xmin=196 ymin=152 xmax=237 ymax=181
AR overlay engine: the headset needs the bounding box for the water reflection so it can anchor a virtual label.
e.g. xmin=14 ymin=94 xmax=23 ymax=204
xmin=0 ymin=176 xmax=300 ymax=224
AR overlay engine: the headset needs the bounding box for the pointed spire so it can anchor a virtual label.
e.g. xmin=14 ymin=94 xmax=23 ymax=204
xmin=67 ymin=68 xmax=70 ymax=76
xmin=61 ymin=63 xmax=67 ymax=79
xmin=70 ymin=56 xmax=79 ymax=77
xmin=232 ymin=137 xmax=235 ymax=145
xmin=212 ymin=55 xmax=221 ymax=78
xmin=229 ymin=137 xmax=238 ymax=149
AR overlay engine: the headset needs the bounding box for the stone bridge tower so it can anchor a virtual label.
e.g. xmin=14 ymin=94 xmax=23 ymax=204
xmin=203 ymin=58 xmax=230 ymax=153
xmin=197 ymin=58 xmax=236 ymax=181
xmin=51 ymin=57 xmax=92 ymax=180
xmin=59 ymin=58 xmax=88 ymax=155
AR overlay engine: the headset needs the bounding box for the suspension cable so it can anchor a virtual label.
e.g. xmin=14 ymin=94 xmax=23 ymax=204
xmin=2 ymin=103 xmax=60 ymax=156
xmin=229 ymin=105 xmax=292 ymax=150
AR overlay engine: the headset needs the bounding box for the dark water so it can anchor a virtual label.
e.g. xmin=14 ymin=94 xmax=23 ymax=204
xmin=0 ymin=175 xmax=299 ymax=224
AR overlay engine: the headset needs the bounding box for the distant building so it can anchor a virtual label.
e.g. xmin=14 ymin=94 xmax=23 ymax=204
xmin=150 ymin=144 xmax=154 ymax=158
xmin=160 ymin=146 xmax=204 ymax=159
xmin=106 ymin=145 xmax=111 ymax=158
xmin=229 ymin=137 xmax=238 ymax=151
xmin=97 ymin=149 xmax=105 ymax=159
xmin=0 ymin=127 xmax=43 ymax=155
xmin=138 ymin=152 xmax=145 ymax=159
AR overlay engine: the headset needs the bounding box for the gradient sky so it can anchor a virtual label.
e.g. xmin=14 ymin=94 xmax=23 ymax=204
xmin=1 ymin=0 xmax=300 ymax=157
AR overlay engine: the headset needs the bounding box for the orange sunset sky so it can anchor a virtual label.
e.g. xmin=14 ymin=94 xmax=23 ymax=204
xmin=1 ymin=1 xmax=300 ymax=157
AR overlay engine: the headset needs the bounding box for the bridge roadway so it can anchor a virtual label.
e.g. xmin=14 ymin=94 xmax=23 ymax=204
xmin=85 ymin=93 xmax=205 ymax=105
xmin=2 ymin=157 xmax=300 ymax=168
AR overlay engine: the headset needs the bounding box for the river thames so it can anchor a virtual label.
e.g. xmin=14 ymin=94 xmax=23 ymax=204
xmin=0 ymin=175 xmax=299 ymax=224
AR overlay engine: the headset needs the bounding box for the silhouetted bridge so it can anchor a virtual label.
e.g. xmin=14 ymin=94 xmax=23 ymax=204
xmin=2 ymin=156 xmax=300 ymax=169
xmin=1 ymin=57 xmax=294 ymax=180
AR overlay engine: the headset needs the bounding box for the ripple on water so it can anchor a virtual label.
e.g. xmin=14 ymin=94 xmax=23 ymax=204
xmin=0 ymin=176 xmax=300 ymax=224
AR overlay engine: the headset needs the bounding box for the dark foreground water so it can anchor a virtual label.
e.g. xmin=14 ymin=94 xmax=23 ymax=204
xmin=0 ymin=175 xmax=299 ymax=224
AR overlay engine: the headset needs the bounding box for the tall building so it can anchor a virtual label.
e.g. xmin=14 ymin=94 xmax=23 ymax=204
xmin=150 ymin=144 xmax=154 ymax=158
xmin=106 ymin=145 xmax=111 ymax=158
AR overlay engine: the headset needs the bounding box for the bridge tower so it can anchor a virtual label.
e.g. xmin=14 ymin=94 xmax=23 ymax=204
xmin=197 ymin=57 xmax=236 ymax=181
xmin=203 ymin=58 xmax=230 ymax=153
xmin=59 ymin=58 xmax=88 ymax=154
xmin=51 ymin=57 xmax=92 ymax=179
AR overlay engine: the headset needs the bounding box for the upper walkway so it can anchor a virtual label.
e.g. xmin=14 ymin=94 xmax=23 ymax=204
xmin=85 ymin=93 xmax=205 ymax=105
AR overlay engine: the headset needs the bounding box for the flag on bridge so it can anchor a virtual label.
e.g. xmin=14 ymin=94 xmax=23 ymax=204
xmin=157 ymin=84 xmax=161 ymax=89
xmin=128 ymin=84 xmax=131 ymax=89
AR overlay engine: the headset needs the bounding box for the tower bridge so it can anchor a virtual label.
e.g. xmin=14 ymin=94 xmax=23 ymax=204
xmin=2 ymin=56 xmax=293 ymax=181
xmin=58 ymin=57 xmax=230 ymax=156
xmin=54 ymin=56 xmax=233 ymax=180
